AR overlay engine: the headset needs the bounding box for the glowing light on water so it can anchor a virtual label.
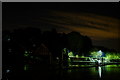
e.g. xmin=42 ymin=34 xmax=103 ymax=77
xmin=24 ymin=64 xmax=29 ymax=71
xmin=24 ymin=65 xmax=27 ymax=71
xmin=98 ymin=66 xmax=102 ymax=78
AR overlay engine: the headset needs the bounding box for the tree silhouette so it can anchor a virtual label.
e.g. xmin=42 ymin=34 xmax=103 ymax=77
xmin=66 ymin=31 xmax=92 ymax=56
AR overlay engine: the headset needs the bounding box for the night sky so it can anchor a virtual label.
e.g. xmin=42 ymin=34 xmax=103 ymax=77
xmin=3 ymin=2 xmax=120 ymax=51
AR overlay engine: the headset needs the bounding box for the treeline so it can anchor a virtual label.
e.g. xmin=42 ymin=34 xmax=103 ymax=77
xmin=3 ymin=27 xmax=93 ymax=58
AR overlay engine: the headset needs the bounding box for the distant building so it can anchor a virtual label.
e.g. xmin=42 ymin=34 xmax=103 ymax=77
xmin=33 ymin=43 xmax=52 ymax=64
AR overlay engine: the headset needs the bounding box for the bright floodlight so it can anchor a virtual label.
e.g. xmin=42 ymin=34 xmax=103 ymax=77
xmin=98 ymin=50 xmax=102 ymax=57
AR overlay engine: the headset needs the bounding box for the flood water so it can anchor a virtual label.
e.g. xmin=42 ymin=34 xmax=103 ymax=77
xmin=20 ymin=64 xmax=120 ymax=80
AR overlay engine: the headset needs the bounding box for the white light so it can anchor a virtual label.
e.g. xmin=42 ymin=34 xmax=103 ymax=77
xmin=8 ymin=38 xmax=10 ymax=41
xmin=98 ymin=50 xmax=102 ymax=57
xmin=98 ymin=66 xmax=102 ymax=78
xmin=56 ymin=57 xmax=59 ymax=60
xmin=25 ymin=51 xmax=28 ymax=53
xmin=6 ymin=69 xmax=10 ymax=73
xmin=98 ymin=60 xmax=101 ymax=64
xmin=98 ymin=50 xmax=102 ymax=53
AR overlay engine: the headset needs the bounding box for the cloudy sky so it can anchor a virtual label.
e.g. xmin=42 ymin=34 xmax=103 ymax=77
xmin=3 ymin=2 xmax=120 ymax=51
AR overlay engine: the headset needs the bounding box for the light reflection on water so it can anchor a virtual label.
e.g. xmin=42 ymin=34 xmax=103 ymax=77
xmin=66 ymin=65 xmax=120 ymax=80
xmin=24 ymin=64 xmax=120 ymax=80
xmin=98 ymin=66 xmax=101 ymax=78
xmin=24 ymin=64 xmax=29 ymax=71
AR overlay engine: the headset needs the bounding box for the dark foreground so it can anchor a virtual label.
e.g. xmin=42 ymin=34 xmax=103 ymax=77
xmin=2 ymin=64 xmax=120 ymax=80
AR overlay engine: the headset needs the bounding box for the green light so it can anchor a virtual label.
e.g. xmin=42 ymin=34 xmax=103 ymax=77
xmin=91 ymin=51 xmax=98 ymax=58
xmin=105 ymin=52 xmax=120 ymax=60
xmin=75 ymin=65 xmax=79 ymax=67
xmin=68 ymin=51 xmax=74 ymax=57
xmin=24 ymin=51 xmax=29 ymax=57
xmin=24 ymin=65 xmax=27 ymax=71
xmin=90 ymin=50 xmax=103 ymax=58
xmin=81 ymin=56 xmax=84 ymax=58
xmin=24 ymin=64 xmax=28 ymax=71
xmin=63 ymin=48 xmax=67 ymax=54
xmin=76 ymin=55 xmax=79 ymax=58
xmin=24 ymin=53 xmax=29 ymax=57
xmin=63 ymin=48 xmax=66 ymax=52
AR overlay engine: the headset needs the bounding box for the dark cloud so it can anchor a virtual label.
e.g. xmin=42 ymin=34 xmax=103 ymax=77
xmin=3 ymin=2 xmax=120 ymax=51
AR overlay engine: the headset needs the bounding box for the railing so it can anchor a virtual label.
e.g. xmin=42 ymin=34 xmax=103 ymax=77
xmin=68 ymin=57 xmax=120 ymax=67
